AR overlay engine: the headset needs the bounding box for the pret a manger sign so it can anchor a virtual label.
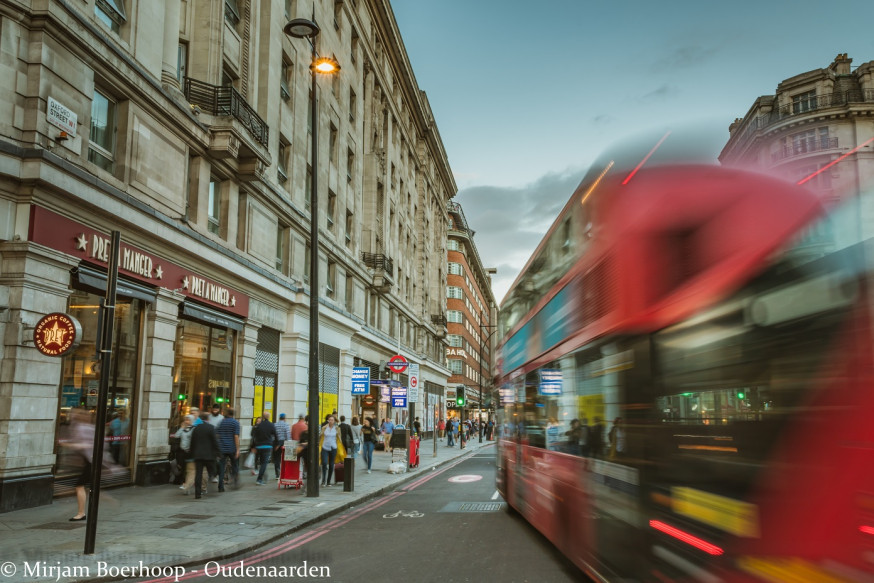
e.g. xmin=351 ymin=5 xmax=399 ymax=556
xmin=33 ymin=312 xmax=82 ymax=357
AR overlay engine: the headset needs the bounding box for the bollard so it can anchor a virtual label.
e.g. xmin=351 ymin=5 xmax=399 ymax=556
xmin=343 ymin=457 xmax=354 ymax=491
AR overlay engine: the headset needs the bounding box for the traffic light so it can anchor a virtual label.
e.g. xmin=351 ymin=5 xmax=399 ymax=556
xmin=456 ymin=385 xmax=465 ymax=407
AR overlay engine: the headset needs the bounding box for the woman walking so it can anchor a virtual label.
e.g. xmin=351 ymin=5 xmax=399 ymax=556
xmin=360 ymin=417 xmax=378 ymax=473
xmin=349 ymin=417 xmax=362 ymax=460
xmin=318 ymin=415 xmax=346 ymax=486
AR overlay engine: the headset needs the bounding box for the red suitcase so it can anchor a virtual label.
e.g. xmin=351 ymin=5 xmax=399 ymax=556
xmin=332 ymin=462 xmax=344 ymax=484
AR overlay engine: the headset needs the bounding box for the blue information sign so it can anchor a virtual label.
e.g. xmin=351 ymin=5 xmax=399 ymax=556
xmin=539 ymin=369 xmax=563 ymax=396
xmin=391 ymin=384 xmax=407 ymax=408
xmin=351 ymin=367 xmax=370 ymax=395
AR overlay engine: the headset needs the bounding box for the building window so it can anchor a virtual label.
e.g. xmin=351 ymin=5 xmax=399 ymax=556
xmin=327 ymin=190 xmax=336 ymax=230
xmin=208 ymin=178 xmax=221 ymax=235
xmin=281 ymin=59 xmax=291 ymax=101
xmin=449 ymin=359 xmax=463 ymax=374
xmin=95 ymin=0 xmax=126 ymax=33
xmin=792 ymin=90 xmax=817 ymax=114
xmin=305 ymin=165 xmax=312 ymax=211
xmin=277 ymin=141 xmax=288 ymax=183
xmin=276 ymin=224 xmax=288 ymax=273
xmin=333 ymin=1 xmax=342 ymax=30
xmin=329 ymin=124 xmax=338 ymax=165
xmin=224 ymin=0 xmax=240 ymax=27
xmin=177 ymin=43 xmax=188 ymax=84
xmin=345 ymin=209 xmax=353 ymax=247
xmin=285 ymin=0 xmax=295 ymax=20
xmin=349 ymin=88 xmax=357 ymax=122
xmin=447 ymin=286 xmax=463 ymax=299
xmin=347 ymin=148 xmax=355 ymax=183
xmin=326 ymin=260 xmax=336 ymax=298
xmin=345 ymin=275 xmax=354 ymax=311
xmin=351 ymin=31 xmax=359 ymax=65
xmin=447 ymin=310 xmax=463 ymax=324
xmin=447 ymin=239 xmax=460 ymax=251
xmin=88 ymin=89 xmax=117 ymax=172
xmin=448 ymin=334 xmax=463 ymax=348
xmin=304 ymin=243 xmax=311 ymax=284
xmin=448 ymin=262 xmax=463 ymax=276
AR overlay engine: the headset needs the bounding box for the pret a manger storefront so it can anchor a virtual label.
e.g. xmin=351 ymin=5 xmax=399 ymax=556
xmin=27 ymin=206 xmax=250 ymax=502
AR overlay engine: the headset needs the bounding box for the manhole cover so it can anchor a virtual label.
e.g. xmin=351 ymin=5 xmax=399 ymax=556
xmin=439 ymin=501 xmax=505 ymax=513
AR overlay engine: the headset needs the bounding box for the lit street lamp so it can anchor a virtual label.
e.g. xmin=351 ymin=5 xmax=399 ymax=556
xmin=283 ymin=17 xmax=340 ymax=498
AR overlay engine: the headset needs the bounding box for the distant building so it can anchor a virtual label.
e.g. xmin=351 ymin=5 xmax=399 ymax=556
xmin=720 ymin=53 xmax=874 ymax=209
xmin=445 ymin=202 xmax=497 ymax=420
xmin=0 ymin=0 xmax=453 ymax=511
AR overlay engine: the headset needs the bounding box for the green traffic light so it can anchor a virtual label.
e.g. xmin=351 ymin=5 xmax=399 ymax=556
xmin=216 ymin=397 xmax=224 ymax=403
xmin=177 ymin=394 xmax=185 ymax=400
xmin=737 ymin=392 xmax=745 ymax=399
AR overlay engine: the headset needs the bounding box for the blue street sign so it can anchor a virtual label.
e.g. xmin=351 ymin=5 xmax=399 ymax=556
xmin=351 ymin=367 xmax=370 ymax=395
xmin=391 ymin=384 xmax=407 ymax=408
xmin=539 ymin=369 xmax=563 ymax=396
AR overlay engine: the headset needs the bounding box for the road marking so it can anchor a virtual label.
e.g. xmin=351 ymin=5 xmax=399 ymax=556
xmin=382 ymin=510 xmax=425 ymax=518
xmin=449 ymin=474 xmax=483 ymax=483
xmin=491 ymin=490 xmax=500 ymax=500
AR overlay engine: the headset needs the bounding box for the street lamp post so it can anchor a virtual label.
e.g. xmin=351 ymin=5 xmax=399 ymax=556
xmin=283 ymin=17 xmax=340 ymax=498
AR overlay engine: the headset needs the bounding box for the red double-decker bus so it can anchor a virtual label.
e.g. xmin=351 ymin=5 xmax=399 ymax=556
xmin=494 ymin=143 xmax=874 ymax=581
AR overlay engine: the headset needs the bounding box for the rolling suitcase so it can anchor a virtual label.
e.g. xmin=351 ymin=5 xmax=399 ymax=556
xmin=333 ymin=462 xmax=344 ymax=484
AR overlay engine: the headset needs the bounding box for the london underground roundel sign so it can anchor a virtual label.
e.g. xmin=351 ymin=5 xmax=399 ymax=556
xmin=387 ymin=354 xmax=409 ymax=373
xmin=33 ymin=312 xmax=82 ymax=357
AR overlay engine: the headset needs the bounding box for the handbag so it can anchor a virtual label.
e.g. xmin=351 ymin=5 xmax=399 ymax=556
xmin=242 ymin=451 xmax=255 ymax=469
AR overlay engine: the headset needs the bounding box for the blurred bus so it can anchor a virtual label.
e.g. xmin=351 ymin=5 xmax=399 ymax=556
xmin=494 ymin=137 xmax=874 ymax=582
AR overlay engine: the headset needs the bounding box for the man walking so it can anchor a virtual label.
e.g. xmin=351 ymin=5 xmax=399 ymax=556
xmin=207 ymin=403 xmax=224 ymax=482
xmin=190 ymin=412 xmax=220 ymax=499
xmin=273 ymin=413 xmax=291 ymax=479
xmin=216 ymin=407 xmax=240 ymax=491
xmin=291 ymin=414 xmax=307 ymax=441
xmin=380 ymin=417 xmax=395 ymax=453
xmin=250 ymin=412 xmax=277 ymax=485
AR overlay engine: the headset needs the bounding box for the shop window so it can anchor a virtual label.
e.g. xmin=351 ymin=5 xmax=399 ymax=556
xmin=171 ymin=320 xmax=236 ymax=426
xmin=56 ymin=291 xmax=144 ymax=489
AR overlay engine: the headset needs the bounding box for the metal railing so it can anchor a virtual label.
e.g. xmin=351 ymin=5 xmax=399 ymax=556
xmin=771 ymin=137 xmax=839 ymax=162
xmin=361 ymin=253 xmax=393 ymax=276
xmin=184 ymin=77 xmax=269 ymax=147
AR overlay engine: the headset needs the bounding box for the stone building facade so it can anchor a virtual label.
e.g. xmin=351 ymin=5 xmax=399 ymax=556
xmin=445 ymin=201 xmax=497 ymax=421
xmin=720 ymin=53 xmax=874 ymax=236
xmin=0 ymin=0 xmax=453 ymax=511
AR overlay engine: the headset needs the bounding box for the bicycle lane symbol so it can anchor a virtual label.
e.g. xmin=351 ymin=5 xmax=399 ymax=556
xmin=382 ymin=510 xmax=425 ymax=518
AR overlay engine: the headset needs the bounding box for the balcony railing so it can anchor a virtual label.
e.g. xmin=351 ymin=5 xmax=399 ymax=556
xmin=361 ymin=253 xmax=393 ymax=276
xmin=184 ymin=77 xmax=269 ymax=147
xmin=771 ymin=137 xmax=839 ymax=162
xmin=431 ymin=313 xmax=447 ymax=326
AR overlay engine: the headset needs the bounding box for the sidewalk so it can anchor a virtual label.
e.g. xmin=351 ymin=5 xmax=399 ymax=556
xmin=0 ymin=437 xmax=494 ymax=582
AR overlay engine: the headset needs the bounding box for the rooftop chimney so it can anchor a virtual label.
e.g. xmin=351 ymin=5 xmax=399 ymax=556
xmin=830 ymin=53 xmax=852 ymax=75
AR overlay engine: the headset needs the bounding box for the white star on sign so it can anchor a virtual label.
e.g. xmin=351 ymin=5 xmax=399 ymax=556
xmin=155 ymin=265 xmax=163 ymax=280
xmin=231 ymin=296 xmax=236 ymax=307
xmin=76 ymin=233 xmax=88 ymax=251
xmin=182 ymin=276 xmax=189 ymax=290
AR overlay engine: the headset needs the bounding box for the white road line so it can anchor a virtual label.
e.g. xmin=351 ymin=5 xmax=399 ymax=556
xmin=491 ymin=490 xmax=500 ymax=500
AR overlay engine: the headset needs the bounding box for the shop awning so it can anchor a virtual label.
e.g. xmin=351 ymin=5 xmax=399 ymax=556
xmin=72 ymin=264 xmax=157 ymax=303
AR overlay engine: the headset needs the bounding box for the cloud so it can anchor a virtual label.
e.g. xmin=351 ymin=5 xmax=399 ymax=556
xmin=641 ymin=84 xmax=679 ymax=100
xmin=651 ymin=45 xmax=720 ymax=71
xmin=453 ymin=167 xmax=586 ymax=304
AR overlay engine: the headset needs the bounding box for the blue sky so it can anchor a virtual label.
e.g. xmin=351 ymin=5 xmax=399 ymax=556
xmin=391 ymin=1 xmax=874 ymax=302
